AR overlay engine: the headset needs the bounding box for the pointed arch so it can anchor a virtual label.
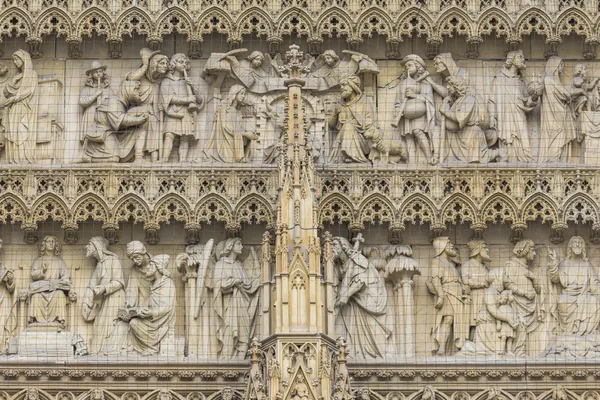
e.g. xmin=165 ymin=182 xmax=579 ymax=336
xmin=471 ymin=389 xmax=515 ymax=400
xmin=562 ymin=192 xmax=600 ymax=225
xmin=195 ymin=194 xmax=233 ymax=224
xmin=358 ymin=194 xmax=396 ymax=225
xmin=72 ymin=193 xmax=110 ymax=224
xmin=235 ymin=194 xmax=275 ymax=228
xmin=155 ymin=6 xmax=194 ymax=36
xmin=318 ymin=193 xmax=355 ymax=226
xmin=515 ymin=8 xmax=553 ymax=38
xmin=112 ymin=194 xmax=151 ymax=224
xmin=196 ymin=7 xmax=234 ymax=37
xmin=0 ymin=193 xmax=27 ymax=224
xmin=277 ymin=8 xmax=314 ymax=37
xmin=115 ymin=7 xmax=153 ymax=37
xmin=316 ymin=8 xmax=353 ymax=38
xmin=480 ymin=193 xmax=518 ymax=224
xmin=406 ymin=387 xmax=451 ymax=400
xmin=141 ymin=390 xmax=186 ymax=400
xmin=31 ymin=194 xmax=69 ymax=224
xmin=521 ymin=192 xmax=558 ymax=224
xmin=0 ymin=7 xmax=33 ymax=37
xmin=439 ymin=193 xmax=478 ymax=224
xmin=35 ymin=7 xmax=73 ymax=37
xmin=397 ymin=8 xmax=434 ymax=38
xmin=555 ymin=8 xmax=592 ymax=37
xmin=75 ymin=8 xmax=114 ymax=37
xmin=154 ymin=193 xmax=192 ymax=224
xmin=13 ymin=389 xmax=54 ymax=400
xmin=399 ymin=193 xmax=437 ymax=225
xmin=356 ymin=7 xmax=394 ymax=38
xmin=76 ymin=389 xmax=120 ymax=400
xmin=436 ymin=8 xmax=474 ymax=37
xmin=477 ymin=9 xmax=513 ymax=38
xmin=235 ymin=8 xmax=274 ymax=37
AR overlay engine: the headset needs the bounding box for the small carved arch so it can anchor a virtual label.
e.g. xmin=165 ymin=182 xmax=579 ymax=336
xmin=356 ymin=7 xmax=394 ymax=38
xmin=115 ymin=7 xmax=153 ymax=37
xmin=440 ymin=194 xmax=478 ymax=224
xmin=471 ymin=388 xmax=515 ymax=400
xmin=0 ymin=7 xmax=34 ymax=37
xmin=436 ymin=9 xmax=474 ymax=37
xmin=406 ymin=386 xmax=451 ymax=400
xmin=154 ymin=193 xmax=192 ymax=224
xmin=72 ymin=194 xmax=110 ymax=224
xmin=477 ymin=9 xmax=513 ymax=38
xmin=277 ymin=9 xmax=314 ymax=37
xmin=515 ymin=8 xmax=553 ymax=38
xmin=521 ymin=193 xmax=558 ymax=224
xmin=0 ymin=194 xmax=27 ymax=224
xmin=318 ymin=194 xmax=355 ymax=226
xmin=13 ymin=389 xmax=55 ymax=400
xmin=206 ymin=389 xmax=243 ymax=400
xmin=537 ymin=386 xmax=578 ymax=400
xmin=196 ymin=7 xmax=234 ymax=37
xmin=235 ymin=195 xmax=275 ymax=228
xmin=35 ymin=7 xmax=73 ymax=37
xmin=481 ymin=193 xmax=518 ymax=224
xmin=75 ymin=8 xmax=113 ymax=37
xmin=112 ymin=194 xmax=151 ymax=224
xmin=141 ymin=389 xmax=186 ymax=400
xmin=353 ymin=388 xmax=385 ymax=400
xmin=399 ymin=194 xmax=437 ymax=225
xmin=76 ymin=389 xmax=120 ymax=400
xmin=386 ymin=393 xmax=405 ymax=400
xmin=396 ymin=9 xmax=434 ymax=38
xmin=358 ymin=194 xmax=395 ymax=225
xmin=186 ymin=394 xmax=206 ymax=400
xmin=155 ymin=6 xmax=193 ymax=37
xmin=555 ymin=9 xmax=592 ymax=37
xmin=581 ymin=392 xmax=600 ymax=400
xmin=31 ymin=195 xmax=69 ymax=224
xmin=562 ymin=193 xmax=600 ymax=225
xmin=195 ymin=194 xmax=234 ymax=224
xmin=235 ymin=8 xmax=274 ymax=38
xmin=315 ymin=8 xmax=353 ymax=38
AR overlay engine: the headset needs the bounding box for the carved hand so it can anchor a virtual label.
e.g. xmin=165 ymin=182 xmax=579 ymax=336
xmin=547 ymin=247 xmax=556 ymax=263
xmin=4 ymin=270 xmax=13 ymax=283
xmin=404 ymin=90 xmax=417 ymax=99
xmin=93 ymin=286 xmax=106 ymax=296
xmin=524 ymin=291 xmax=536 ymax=301
xmin=139 ymin=307 xmax=151 ymax=318
xmin=434 ymin=296 xmax=444 ymax=309
xmin=243 ymin=132 xmax=259 ymax=140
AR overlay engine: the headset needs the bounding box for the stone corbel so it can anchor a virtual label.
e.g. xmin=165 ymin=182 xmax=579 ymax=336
xmin=227 ymin=35 xmax=243 ymax=51
xmin=102 ymin=223 xmax=119 ymax=245
xmin=426 ymin=36 xmax=443 ymax=59
xmin=348 ymin=222 xmax=364 ymax=240
xmin=347 ymin=37 xmax=363 ymax=52
xmin=388 ymin=223 xmax=404 ymax=244
xmin=26 ymin=36 xmax=43 ymax=59
xmin=144 ymin=223 xmax=160 ymax=245
xmin=590 ymin=223 xmax=600 ymax=244
xmin=469 ymin=222 xmax=486 ymax=240
xmin=385 ymin=37 xmax=402 ymax=60
xmin=22 ymin=223 xmax=38 ymax=245
xmin=544 ymin=37 xmax=561 ymax=59
xmin=509 ymin=222 xmax=527 ymax=244
xmin=584 ymin=37 xmax=600 ymax=60
xmin=185 ymin=223 xmax=201 ymax=245
xmin=108 ymin=36 xmax=123 ymax=59
xmin=549 ymin=222 xmax=567 ymax=244
xmin=225 ymin=222 xmax=241 ymax=238
xmin=187 ymin=36 xmax=203 ymax=59
xmin=466 ymin=36 xmax=483 ymax=59
xmin=506 ymin=36 xmax=522 ymax=53
xmin=267 ymin=36 xmax=283 ymax=58
xmin=307 ymin=36 xmax=323 ymax=57
xmin=146 ymin=35 xmax=162 ymax=52
xmin=429 ymin=223 xmax=446 ymax=243
xmin=67 ymin=36 xmax=83 ymax=59
xmin=62 ymin=223 xmax=79 ymax=245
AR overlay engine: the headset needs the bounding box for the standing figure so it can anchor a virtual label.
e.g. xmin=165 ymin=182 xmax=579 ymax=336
xmin=328 ymin=75 xmax=376 ymax=163
xmin=79 ymin=61 xmax=112 ymax=148
xmin=503 ymin=239 xmax=542 ymax=356
xmin=393 ymin=55 xmax=436 ymax=165
xmin=221 ymin=51 xmax=281 ymax=94
xmin=487 ymin=50 xmax=537 ymax=163
xmin=124 ymin=254 xmax=176 ymax=356
xmin=28 ymin=236 xmax=71 ymax=328
xmin=495 ymin=289 xmax=519 ymax=355
xmin=1 ymin=50 xmax=38 ymax=164
xmin=548 ymin=236 xmax=600 ymax=335
xmin=571 ymin=64 xmax=599 ymax=116
xmin=428 ymin=237 xmax=468 ymax=355
xmin=125 ymin=48 xmax=169 ymax=163
xmin=332 ymin=236 xmax=391 ymax=360
xmin=160 ymin=53 xmax=203 ymax=163
xmin=212 ymin=238 xmax=260 ymax=359
xmin=538 ymin=56 xmax=582 ymax=163
xmin=125 ymin=241 xmax=153 ymax=308
xmin=82 ymin=237 xmax=127 ymax=355
xmin=0 ymin=240 xmax=15 ymax=353
xmin=204 ymin=85 xmax=258 ymax=163
xmin=461 ymin=239 xmax=491 ymax=339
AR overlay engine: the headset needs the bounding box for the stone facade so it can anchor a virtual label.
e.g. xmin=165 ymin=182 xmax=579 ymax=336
xmin=0 ymin=1 xmax=600 ymax=400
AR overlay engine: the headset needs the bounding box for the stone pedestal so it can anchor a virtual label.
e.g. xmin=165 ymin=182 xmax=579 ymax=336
xmin=17 ymin=330 xmax=74 ymax=358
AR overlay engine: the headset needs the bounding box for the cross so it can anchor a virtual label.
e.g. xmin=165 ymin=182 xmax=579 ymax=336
xmin=352 ymin=233 xmax=364 ymax=250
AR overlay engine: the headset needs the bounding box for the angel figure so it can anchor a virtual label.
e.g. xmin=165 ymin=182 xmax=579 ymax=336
xmin=220 ymin=49 xmax=283 ymax=94
xmin=304 ymin=50 xmax=379 ymax=91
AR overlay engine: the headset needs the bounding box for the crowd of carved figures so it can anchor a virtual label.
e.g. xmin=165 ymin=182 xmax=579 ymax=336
xmin=5 ymin=47 xmax=600 ymax=165
xmin=1 ymin=230 xmax=600 ymax=360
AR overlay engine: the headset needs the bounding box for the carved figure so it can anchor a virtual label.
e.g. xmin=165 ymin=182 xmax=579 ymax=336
xmin=79 ymin=61 xmax=112 ymax=149
xmin=427 ymin=237 xmax=468 ymax=355
xmin=125 ymin=48 xmax=169 ymax=162
xmin=212 ymin=238 xmax=260 ymax=359
xmin=221 ymin=50 xmax=281 ymax=94
xmin=487 ymin=50 xmax=537 ymax=163
xmin=328 ymin=75 xmax=376 ymax=163
xmin=571 ymin=64 xmax=599 ymax=115
xmin=495 ymin=289 xmax=519 ymax=355
xmin=305 ymin=50 xmax=379 ymax=91
xmin=0 ymin=240 xmax=15 ymax=353
xmin=306 ymin=50 xmax=340 ymax=91
xmin=28 ymin=235 xmax=71 ymax=328
xmin=548 ymin=236 xmax=600 ymax=335
xmin=332 ymin=235 xmax=391 ymax=359
xmin=122 ymin=254 xmax=176 ymax=356
xmin=125 ymin=241 xmax=153 ymax=308
xmin=425 ymin=53 xmax=468 ymax=99
xmin=78 ymin=80 xmax=149 ymax=163
xmin=461 ymin=239 xmax=491 ymax=338
xmin=393 ymin=55 xmax=436 ymax=165
xmin=204 ymin=85 xmax=258 ymax=163
xmin=82 ymin=237 xmax=128 ymax=355
xmin=503 ymin=239 xmax=542 ymax=356
xmin=1 ymin=50 xmax=38 ymax=164
xmin=538 ymin=56 xmax=581 ymax=163
xmin=290 ymin=382 xmax=310 ymax=400
xmin=440 ymin=76 xmax=498 ymax=163
xmin=160 ymin=53 xmax=203 ymax=163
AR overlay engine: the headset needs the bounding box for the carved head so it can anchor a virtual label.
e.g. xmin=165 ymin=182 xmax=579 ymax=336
xmin=505 ymin=50 xmax=526 ymax=71
xmin=332 ymin=237 xmax=352 ymax=262
xmin=147 ymin=254 xmax=171 ymax=279
xmin=26 ymin=389 xmax=39 ymax=400
xmin=358 ymin=388 xmax=370 ymax=400
xmin=498 ymin=290 xmax=513 ymax=305
xmin=170 ymin=53 xmax=191 ymax=73
xmin=291 ymin=383 xmax=309 ymax=400
xmin=512 ymin=239 xmax=536 ymax=263
xmin=573 ymin=63 xmax=587 ymax=78
xmin=445 ymin=76 xmax=467 ymax=98
xmin=545 ymin=56 xmax=564 ymax=77
xmin=322 ymin=50 xmax=339 ymax=67
xmin=150 ymin=54 xmax=170 ymax=77
xmin=467 ymin=239 xmax=490 ymax=262
xmin=248 ymin=51 xmax=265 ymax=68
xmin=127 ymin=240 xmax=150 ymax=266
xmin=433 ymin=236 xmax=458 ymax=260
xmin=90 ymin=389 xmax=104 ymax=400
xmin=227 ymin=85 xmax=248 ymax=107
xmin=158 ymin=390 xmax=171 ymax=400
xmin=340 ymin=75 xmax=361 ymax=100
xmin=217 ymin=238 xmax=243 ymax=259
xmin=566 ymin=235 xmax=587 ymax=261
xmin=221 ymin=388 xmax=235 ymax=400
xmin=12 ymin=53 xmax=24 ymax=70
xmin=40 ymin=235 xmax=61 ymax=257
xmin=401 ymin=55 xmax=426 ymax=78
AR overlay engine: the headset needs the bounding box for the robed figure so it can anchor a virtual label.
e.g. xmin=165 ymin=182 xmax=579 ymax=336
xmin=211 ymin=238 xmax=260 ymax=359
xmin=461 ymin=240 xmax=491 ymax=337
xmin=79 ymin=61 xmax=112 ymax=145
xmin=125 ymin=241 xmax=153 ymax=308
xmin=82 ymin=237 xmax=128 ymax=355
xmin=333 ymin=236 xmax=392 ymax=360
xmin=0 ymin=241 xmax=16 ymax=353
xmin=2 ymin=50 xmax=38 ymax=164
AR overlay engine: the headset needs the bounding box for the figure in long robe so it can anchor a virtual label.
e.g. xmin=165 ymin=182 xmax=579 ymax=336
xmin=0 ymin=240 xmax=15 ymax=353
xmin=125 ymin=241 xmax=153 ymax=309
xmin=79 ymin=61 xmax=112 ymax=146
xmin=1 ymin=50 xmax=38 ymax=164
xmin=333 ymin=236 xmax=392 ymax=360
xmin=221 ymin=51 xmax=281 ymax=94
xmin=461 ymin=239 xmax=491 ymax=339
xmin=82 ymin=237 xmax=128 ymax=355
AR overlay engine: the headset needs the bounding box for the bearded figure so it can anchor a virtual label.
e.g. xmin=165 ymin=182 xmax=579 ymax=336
xmin=461 ymin=239 xmax=491 ymax=338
